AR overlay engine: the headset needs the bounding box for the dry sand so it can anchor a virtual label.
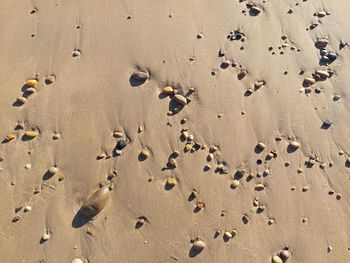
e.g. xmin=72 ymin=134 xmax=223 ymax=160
xmin=1 ymin=0 xmax=350 ymax=262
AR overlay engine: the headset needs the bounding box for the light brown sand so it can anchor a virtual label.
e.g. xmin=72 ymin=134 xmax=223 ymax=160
xmin=1 ymin=0 xmax=350 ymax=262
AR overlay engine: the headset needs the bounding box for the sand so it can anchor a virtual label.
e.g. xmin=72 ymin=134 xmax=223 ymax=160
xmin=1 ymin=0 xmax=350 ymax=262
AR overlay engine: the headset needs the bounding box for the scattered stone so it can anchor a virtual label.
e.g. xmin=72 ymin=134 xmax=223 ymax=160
xmin=16 ymin=97 xmax=27 ymax=105
xmin=12 ymin=215 xmax=20 ymax=223
xmin=333 ymin=95 xmax=341 ymax=101
xmin=140 ymin=149 xmax=150 ymax=159
xmin=166 ymin=177 xmax=177 ymax=187
xmin=297 ymin=168 xmax=303 ymax=174
xmin=303 ymin=77 xmax=316 ymax=86
xmin=315 ymin=70 xmax=329 ymax=79
xmin=192 ymin=240 xmax=206 ymax=251
xmin=257 ymin=142 xmax=266 ymax=150
xmin=221 ymin=60 xmax=231 ymax=68
xmin=231 ymin=180 xmax=240 ymax=188
xmin=81 ymin=186 xmax=111 ymax=217
xmin=115 ymin=149 xmax=122 ymax=156
xmin=168 ymin=158 xmax=177 ymax=167
xmin=72 ymin=49 xmax=81 ymax=57
xmin=289 ymin=141 xmax=300 ymax=149
xmin=131 ymin=70 xmax=150 ymax=82
xmin=174 ymin=94 xmax=187 ymax=106
xmin=315 ymin=39 xmax=329 ymax=48
xmin=117 ymin=139 xmax=129 ymax=150
xmin=323 ymin=120 xmax=333 ymax=127
xmin=97 ymin=152 xmax=107 ymax=159
xmin=26 ymin=87 xmax=36 ymax=94
xmin=45 ymin=75 xmax=55 ymax=84
xmin=255 ymin=183 xmax=265 ymax=191
xmin=48 ymin=166 xmax=58 ymax=175
xmin=327 ymin=52 xmax=337 ymax=61
xmin=280 ymin=250 xmax=290 ymax=261
xmin=25 ymin=130 xmax=38 ymax=138
xmin=327 ymin=245 xmax=332 ymax=253
xmin=162 ymin=86 xmax=174 ymax=95
xmin=272 ymin=255 xmax=283 ymax=263
xmin=5 ymin=134 xmax=16 ymax=142
xmin=237 ymin=69 xmax=247 ymax=79
xmin=25 ymin=79 xmax=38 ymax=87
xmin=250 ymin=6 xmax=261 ymax=15
xmin=302 ymin=186 xmax=309 ymax=192
xmin=196 ymin=202 xmax=205 ymax=210
xmin=42 ymin=233 xmax=51 ymax=241
xmin=24 ymin=205 xmax=32 ymax=212
xmin=72 ymin=259 xmax=84 ymax=263
xmin=113 ymin=131 xmax=123 ymax=138
xmin=224 ymin=231 xmax=233 ymax=239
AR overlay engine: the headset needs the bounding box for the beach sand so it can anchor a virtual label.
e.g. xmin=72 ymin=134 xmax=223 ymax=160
xmin=1 ymin=0 xmax=350 ymax=262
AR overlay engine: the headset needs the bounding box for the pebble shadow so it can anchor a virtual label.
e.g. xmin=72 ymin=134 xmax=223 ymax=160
xmin=72 ymin=209 xmax=92 ymax=228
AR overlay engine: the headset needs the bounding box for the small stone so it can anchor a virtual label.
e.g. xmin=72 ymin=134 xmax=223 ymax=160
xmin=136 ymin=218 xmax=146 ymax=227
xmin=25 ymin=130 xmax=38 ymax=138
xmin=323 ymin=120 xmax=333 ymax=127
xmin=196 ymin=202 xmax=205 ymax=209
xmin=297 ymin=168 xmax=303 ymax=174
xmin=166 ymin=177 xmax=177 ymax=187
xmin=45 ymin=75 xmax=55 ymax=84
xmin=25 ymin=163 xmax=31 ymax=169
xmin=315 ymin=70 xmax=329 ymax=79
xmin=219 ymin=49 xmax=225 ymax=57
xmin=26 ymin=87 xmax=36 ymax=94
xmin=131 ymin=70 xmax=150 ymax=82
xmin=174 ymin=94 xmax=187 ymax=106
xmin=5 ymin=134 xmax=16 ymax=142
xmin=257 ymin=142 xmax=266 ymax=150
xmin=250 ymin=6 xmax=261 ymax=15
xmin=317 ymin=11 xmax=327 ymax=17
xmin=52 ymin=133 xmax=61 ymax=140
xmin=327 ymin=245 xmax=332 ymax=253
xmin=254 ymin=81 xmax=264 ymax=89
xmin=197 ymin=33 xmax=204 ymax=39
xmin=42 ymin=233 xmax=50 ymax=241
xmin=115 ymin=150 xmax=122 ymax=156
xmin=289 ymin=141 xmax=300 ymax=149
xmin=140 ymin=149 xmax=150 ymax=159
xmin=221 ymin=60 xmax=231 ymax=68
xmin=162 ymin=86 xmax=174 ymax=95
xmin=97 ymin=152 xmax=107 ymax=159
xmin=25 ymin=79 xmax=38 ymax=87
xmin=224 ymin=231 xmax=233 ymax=239
xmin=72 ymin=49 xmax=81 ymax=57
xmin=238 ymin=69 xmax=247 ymax=79
xmin=192 ymin=240 xmax=206 ymax=251
xmin=333 ymin=95 xmax=341 ymax=101
xmin=113 ymin=131 xmax=123 ymax=138
xmin=72 ymin=259 xmax=84 ymax=263
xmin=231 ymin=180 xmax=240 ymax=188
xmin=168 ymin=157 xmax=177 ymax=167
xmin=48 ymin=166 xmax=58 ymax=175
xmin=272 ymin=255 xmax=283 ymax=263
xmin=58 ymin=175 xmax=65 ymax=181
xmin=12 ymin=215 xmax=20 ymax=222
xmin=24 ymin=205 xmax=32 ymax=212
xmin=255 ymin=183 xmax=265 ymax=191
xmin=315 ymin=39 xmax=329 ymax=48
xmin=279 ymin=250 xmax=290 ymax=260
xmin=302 ymin=186 xmax=309 ymax=192
xmin=304 ymin=77 xmax=316 ymax=86
xmin=326 ymin=52 xmax=337 ymax=61
xmin=263 ymin=169 xmax=270 ymax=176
xmin=184 ymin=143 xmax=193 ymax=152
xmin=117 ymin=139 xmax=129 ymax=150
xmin=17 ymin=97 xmax=27 ymax=105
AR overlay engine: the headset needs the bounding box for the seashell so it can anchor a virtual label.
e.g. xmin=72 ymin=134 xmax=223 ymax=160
xmin=81 ymin=186 xmax=110 ymax=217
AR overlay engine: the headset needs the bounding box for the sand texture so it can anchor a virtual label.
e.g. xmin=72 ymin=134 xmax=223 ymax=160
xmin=1 ymin=0 xmax=350 ymax=262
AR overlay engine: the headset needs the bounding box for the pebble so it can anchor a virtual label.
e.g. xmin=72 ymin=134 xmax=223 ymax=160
xmin=131 ymin=70 xmax=150 ymax=82
xmin=192 ymin=240 xmax=206 ymax=251
xmin=42 ymin=233 xmax=51 ymax=241
xmin=224 ymin=231 xmax=233 ymax=239
xmin=221 ymin=60 xmax=231 ymax=68
xmin=162 ymin=86 xmax=174 ymax=95
xmin=238 ymin=69 xmax=247 ymax=79
xmin=12 ymin=215 xmax=20 ymax=222
xmin=257 ymin=142 xmax=266 ymax=150
xmin=280 ymin=250 xmax=290 ymax=260
xmin=231 ymin=180 xmax=240 ymax=188
xmin=140 ymin=149 xmax=150 ymax=159
xmin=25 ymin=79 xmax=38 ymax=87
xmin=323 ymin=120 xmax=333 ymax=127
xmin=117 ymin=139 xmax=129 ymax=149
xmin=174 ymin=94 xmax=187 ymax=106
xmin=317 ymin=11 xmax=327 ymax=17
xmin=115 ymin=149 xmax=122 ymax=156
xmin=24 ymin=205 xmax=32 ymax=212
xmin=25 ymin=163 xmax=31 ymax=169
xmin=113 ymin=131 xmax=123 ymax=138
xmin=289 ymin=141 xmax=300 ymax=149
xmin=168 ymin=158 xmax=177 ymax=166
xmin=48 ymin=166 xmax=58 ymax=175
xmin=97 ymin=152 xmax=107 ymax=159
xmin=17 ymin=97 xmax=27 ymax=105
xmin=52 ymin=133 xmax=61 ymax=140
xmin=315 ymin=39 xmax=329 ymax=48
xmin=25 ymin=130 xmax=38 ymax=138
xmin=315 ymin=70 xmax=329 ymax=79
xmin=272 ymin=255 xmax=283 ymax=263
xmin=72 ymin=259 xmax=84 ymax=263
xmin=5 ymin=134 xmax=15 ymax=142
xmin=72 ymin=49 xmax=81 ymax=57
xmin=326 ymin=52 xmax=337 ymax=61
xmin=26 ymin=87 xmax=36 ymax=94
xmin=45 ymin=75 xmax=55 ymax=84
xmin=304 ymin=77 xmax=316 ymax=85
xmin=166 ymin=177 xmax=177 ymax=187
xmin=255 ymin=183 xmax=265 ymax=191
xmin=250 ymin=6 xmax=261 ymax=15
xmin=81 ymin=186 xmax=110 ymax=217
xmin=327 ymin=245 xmax=332 ymax=253
xmin=333 ymin=95 xmax=341 ymax=101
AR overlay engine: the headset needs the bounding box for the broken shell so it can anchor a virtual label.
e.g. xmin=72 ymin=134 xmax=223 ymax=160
xmin=81 ymin=186 xmax=110 ymax=217
xmin=26 ymin=79 xmax=38 ymax=87
xmin=174 ymin=94 xmax=188 ymax=106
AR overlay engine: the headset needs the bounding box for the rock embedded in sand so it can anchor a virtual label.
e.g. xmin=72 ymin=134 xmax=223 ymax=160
xmin=42 ymin=233 xmax=51 ymax=241
xmin=97 ymin=152 xmax=107 ymax=159
xmin=250 ymin=6 xmax=261 ymax=15
xmin=131 ymin=70 xmax=150 ymax=82
xmin=272 ymin=255 xmax=283 ymax=263
xmin=231 ymin=180 xmax=240 ymax=188
xmin=72 ymin=259 xmax=84 ymax=263
xmin=25 ymin=130 xmax=38 ymax=138
xmin=289 ymin=141 xmax=300 ymax=149
xmin=17 ymin=97 xmax=27 ymax=105
xmin=280 ymin=250 xmax=290 ymax=261
xmin=45 ymin=75 xmax=55 ymax=84
xmin=162 ymin=86 xmax=174 ymax=95
xmin=113 ymin=131 xmax=123 ymax=138
xmin=24 ymin=205 xmax=32 ymax=212
xmin=257 ymin=142 xmax=266 ymax=150
xmin=5 ymin=134 xmax=15 ymax=142
xmin=174 ymin=94 xmax=187 ymax=106
xmin=192 ymin=240 xmax=206 ymax=251
xmin=81 ymin=186 xmax=110 ymax=217
xmin=303 ymin=77 xmax=316 ymax=86
xmin=117 ymin=139 xmax=129 ymax=149
xmin=26 ymin=79 xmax=38 ymax=87
xmin=140 ymin=149 xmax=150 ymax=159
xmin=166 ymin=177 xmax=177 ymax=187
xmin=48 ymin=166 xmax=58 ymax=175
xmin=255 ymin=183 xmax=265 ymax=191
xmin=315 ymin=39 xmax=329 ymax=48
xmin=315 ymin=70 xmax=329 ymax=79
